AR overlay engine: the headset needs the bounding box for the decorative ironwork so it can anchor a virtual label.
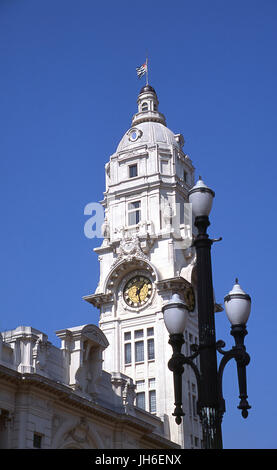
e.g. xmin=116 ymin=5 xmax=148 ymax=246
xmin=165 ymin=213 xmax=251 ymax=449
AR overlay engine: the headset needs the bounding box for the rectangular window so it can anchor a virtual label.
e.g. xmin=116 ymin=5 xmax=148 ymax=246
xmin=192 ymin=395 xmax=197 ymax=417
xmin=124 ymin=343 xmax=131 ymax=365
xmin=128 ymin=201 xmax=141 ymax=226
xmin=128 ymin=201 xmax=140 ymax=210
xmin=188 ymin=391 xmax=192 ymax=415
xmin=160 ymin=160 xmax=169 ymax=175
xmin=135 ymin=341 xmax=144 ymax=363
xmin=147 ymin=327 xmax=154 ymax=336
xmin=147 ymin=338 xmax=155 ymax=360
xmin=136 ymin=380 xmax=145 ymax=391
xmin=184 ymin=170 xmax=188 ymax=182
xmin=134 ymin=329 xmax=144 ymax=339
xmin=194 ymin=336 xmax=200 ymax=367
xmin=136 ymin=392 xmax=145 ymax=410
xmin=129 ymin=164 xmax=138 ymax=178
xmin=124 ymin=332 xmax=131 ymax=341
xmin=149 ymin=390 xmax=156 ymax=413
xmin=33 ymin=433 xmax=42 ymax=449
xmin=149 ymin=378 xmax=156 ymax=389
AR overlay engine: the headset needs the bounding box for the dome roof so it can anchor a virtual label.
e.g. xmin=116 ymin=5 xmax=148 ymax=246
xmin=116 ymin=120 xmax=181 ymax=153
xmin=139 ymin=84 xmax=157 ymax=95
xmin=116 ymin=85 xmax=183 ymax=153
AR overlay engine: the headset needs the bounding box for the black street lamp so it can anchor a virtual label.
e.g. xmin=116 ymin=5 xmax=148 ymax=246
xmin=162 ymin=177 xmax=251 ymax=449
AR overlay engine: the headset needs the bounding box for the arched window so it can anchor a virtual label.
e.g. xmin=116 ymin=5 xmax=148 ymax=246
xmin=142 ymin=102 xmax=148 ymax=111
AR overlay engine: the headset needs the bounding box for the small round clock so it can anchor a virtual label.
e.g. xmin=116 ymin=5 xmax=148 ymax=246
xmin=127 ymin=127 xmax=142 ymax=142
xmin=123 ymin=276 xmax=152 ymax=307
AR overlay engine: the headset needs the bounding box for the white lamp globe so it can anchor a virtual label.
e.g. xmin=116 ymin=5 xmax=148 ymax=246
xmin=224 ymin=279 xmax=251 ymax=326
xmin=162 ymin=293 xmax=188 ymax=335
xmin=188 ymin=177 xmax=215 ymax=217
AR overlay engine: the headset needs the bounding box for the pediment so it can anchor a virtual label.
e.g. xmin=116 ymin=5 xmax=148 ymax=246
xmin=82 ymin=325 xmax=109 ymax=349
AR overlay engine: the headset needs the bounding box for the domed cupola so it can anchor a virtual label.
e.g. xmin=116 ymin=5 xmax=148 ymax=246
xmin=132 ymin=85 xmax=166 ymax=126
xmin=116 ymin=85 xmax=185 ymax=153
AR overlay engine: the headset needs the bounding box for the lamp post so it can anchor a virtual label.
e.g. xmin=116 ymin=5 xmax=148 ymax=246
xmin=162 ymin=177 xmax=251 ymax=449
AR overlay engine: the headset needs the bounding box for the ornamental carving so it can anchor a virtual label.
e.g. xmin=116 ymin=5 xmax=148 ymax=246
xmin=112 ymin=234 xmax=151 ymax=268
xmin=65 ymin=417 xmax=90 ymax=444
xmin=101 ymin=217 xmax=110 ymax=240
xmin=33 ymin=337 xmax=50 ymax=371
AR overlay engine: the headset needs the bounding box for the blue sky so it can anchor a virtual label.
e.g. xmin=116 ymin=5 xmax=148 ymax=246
xmin=0 ymin=0 xmax=276 ymax=449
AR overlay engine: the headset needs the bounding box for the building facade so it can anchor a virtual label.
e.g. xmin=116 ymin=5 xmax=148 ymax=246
xmin=84 ymin=85 xmax=204 ymax=448
xmin=0 ymin=324 xmax=178 ymax=449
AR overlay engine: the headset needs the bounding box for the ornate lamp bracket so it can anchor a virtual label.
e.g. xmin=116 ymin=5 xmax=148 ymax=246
xmin=216 ymin=325 xmax=251 ymax=421
xmin=167 ymin=329 xmax=251 ymax=427
xmin=167 ymin=335 xmax=202 ymax=424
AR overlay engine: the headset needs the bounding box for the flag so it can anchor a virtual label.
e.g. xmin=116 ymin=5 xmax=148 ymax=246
xmin=136 ymin=61 xmax=147 ymax=79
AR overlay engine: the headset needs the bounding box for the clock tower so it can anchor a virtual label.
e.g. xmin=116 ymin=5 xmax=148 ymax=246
xmin=84 ymin=85 xmax=203 ymax=448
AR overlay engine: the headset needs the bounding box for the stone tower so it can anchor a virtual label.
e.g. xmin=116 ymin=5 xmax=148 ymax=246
xmin=84 ymin=85 xmax=203 ymax=448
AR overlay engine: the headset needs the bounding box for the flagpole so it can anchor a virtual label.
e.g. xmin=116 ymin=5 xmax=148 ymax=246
xmin=146 ymin=57 xmax=148 ymax=85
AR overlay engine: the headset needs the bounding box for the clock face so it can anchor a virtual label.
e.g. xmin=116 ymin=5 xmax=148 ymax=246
xmin=184 ymin=286 xmax=195 ymax=312
xmin=128 ymin=127 xmax=142 ymax=142
xmin=123 ymin=276 xmax=152 ymax=307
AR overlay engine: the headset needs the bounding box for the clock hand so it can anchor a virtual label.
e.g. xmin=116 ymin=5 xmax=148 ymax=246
xmin=137 ymin=283 xmax=145 ymax=301
xmin=135 ymin=286 xmax=141 ymax=301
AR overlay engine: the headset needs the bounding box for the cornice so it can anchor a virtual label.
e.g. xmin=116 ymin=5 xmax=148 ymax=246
xmin=111 ymin=144 xmax=148 ymax=159
xmin=104 ymin=178 xmax=189 ymax=200
xmin=83 ymin=292 xmax=113 ymax=307
xmin=156 ymin=276 xmax=191 ymax=292
xmin=0 ymin=365 xmax=179 ymax=448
